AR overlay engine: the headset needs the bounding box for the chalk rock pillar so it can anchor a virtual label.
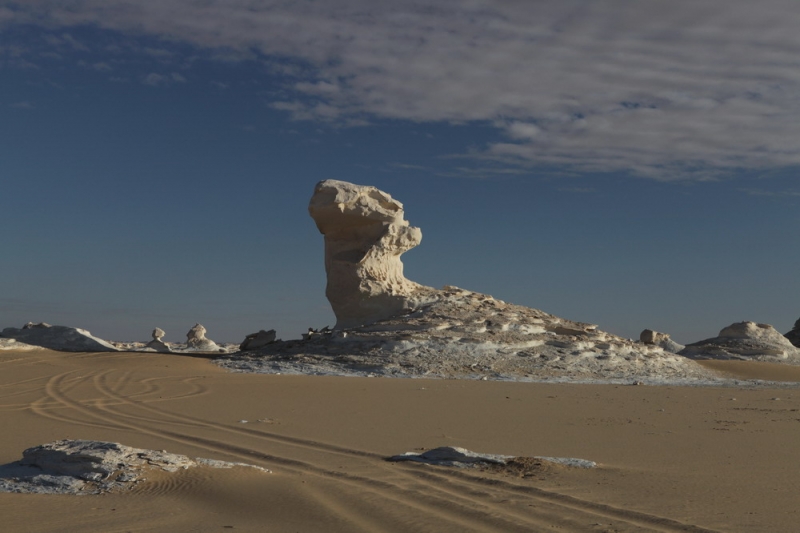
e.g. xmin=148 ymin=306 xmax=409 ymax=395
xmin=308 ymin=180 xmax=436 ymax=328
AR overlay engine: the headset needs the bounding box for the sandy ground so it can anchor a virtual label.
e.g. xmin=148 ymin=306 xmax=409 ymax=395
xmin=1 ymin=350 xmax=799 ymax=532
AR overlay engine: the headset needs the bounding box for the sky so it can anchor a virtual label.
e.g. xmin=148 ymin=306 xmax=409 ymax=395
xmin=1 ymin=0 xmax=799 ymax=345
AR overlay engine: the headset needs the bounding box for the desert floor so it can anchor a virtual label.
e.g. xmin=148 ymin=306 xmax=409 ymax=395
xmin=1 ymin=349 xmax=799 ymax=532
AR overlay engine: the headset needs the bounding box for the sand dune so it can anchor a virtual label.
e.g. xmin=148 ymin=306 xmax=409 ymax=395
xmin=1 ymin=349 xmax=799 ymax=532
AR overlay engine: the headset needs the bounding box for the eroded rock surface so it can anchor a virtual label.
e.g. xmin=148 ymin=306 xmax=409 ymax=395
xmin=784 ymin=318 xmax=800 ymax=348
xmin=145 ymin=327 xmax=171 ymax=352
xmin=220 ymin=286 xmax=713 ymax=382
xmin=0 ymin=440 xmax=269 ymax=495
xmin=308 ymin=179 xmax=438 ymax=328
xmin=1 ymin=324 xmax=119 ymax=352
xmin=681 ymin=321 xmax=800 ymax=362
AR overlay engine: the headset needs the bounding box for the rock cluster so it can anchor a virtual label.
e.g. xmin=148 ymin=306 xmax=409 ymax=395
xmin=680 ymin=321 xmax=800 ymax=362
xmin=389 ymin=446 xmax=596 ymax=469
xmin=308 ymin=179 xmax=438 ymax=329
xmin=0 ymin=323 xmax=119 ymax=352
xmin=784 ymin=317 xmax=800 ymax=348
xmin=0 ymin=440 xmax=269 ymax=495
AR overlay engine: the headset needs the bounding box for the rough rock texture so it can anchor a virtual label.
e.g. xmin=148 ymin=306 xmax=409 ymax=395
xmin=219 ymin=286 xmax=714 ymax=382
xmin=308 ymin=179 xmax=438 ymax=329
xmin=639 ymin=329 xmax=685 ymax=353
xmin=240 ymin=329 xmax=277 ymax=351
xmin=152 ymin=327 xmax=165 ymax=341
xmin=186 ymin=323 xmax=221 ymax=352
xmin=389 ymin=446 xmax=596 ymax=469
xmin=0 ymin=440 xmax=270 ymax=495
xmin=1 ymin=324 xmax=119 ymax=352
xmin=681 ymin=321 xmax=800 ymax=362
xmin=784 ymin=317 xmax=800 ymax=348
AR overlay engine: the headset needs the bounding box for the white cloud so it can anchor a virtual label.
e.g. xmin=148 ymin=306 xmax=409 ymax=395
xmin=9 ymin=0 xmax=800 ymax=179
xmin=142 ymin=71 xmax=186 ymax=86
xmin=10 ymin=101 xmax=34 ymax=109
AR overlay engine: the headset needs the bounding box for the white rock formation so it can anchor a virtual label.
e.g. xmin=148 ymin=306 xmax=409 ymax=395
xmin=146 ymin=327 xmax=171 ymax=353
xmin=308 ymin=179 xmax=437 ymax=328
xmin=220 ymin=286 xmax=714 ymax=382
xmin=240 ymin=329 xmax=277 ymax=351
xmin=784 ymin=317 xmax=800 ymax=348
xmin=0 ymin=440 xmax=269 ymax=495
xmin=639 ymin=329 xmax=685 ymax=353
xmin=681 ymin=321 xmax=800 ymax=362
xmin=186 ymin=323 xmax=221 ymax=352
xmin=1 ymin=323 xmax=119 ymax=352
xmin=0 ymin=337 xmax=39 ymax=351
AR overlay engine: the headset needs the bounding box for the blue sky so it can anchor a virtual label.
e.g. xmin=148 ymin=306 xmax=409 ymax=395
xmin=1 ymin=1 xmax=798 ymax=344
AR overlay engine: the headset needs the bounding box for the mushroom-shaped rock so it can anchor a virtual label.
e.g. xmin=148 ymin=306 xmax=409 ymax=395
xmin=186 ymin=323 xmax=221 ymax=352
xmin=639 ymin=329 xmax=685 ymax=353
xmin=784 ymin=317 xmax=800 ymax=348
xmin=146 ymin=327 xmax=171 ymax=353
xmin=680 ymin=321 xmax=800 ymax=361
xmin=308 ymin=180 xmax=437 ymax=328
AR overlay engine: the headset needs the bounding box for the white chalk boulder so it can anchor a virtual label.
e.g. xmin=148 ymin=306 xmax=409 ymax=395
xmin=308 ymin=179 xmax=438 ymax=328
xmin=639 ymin=329 xmax=685 ymax=353
xmin=681 ymin=321 xmax=800 ymax=361
xmin=1 ymin=323 xmax=119 ymax=352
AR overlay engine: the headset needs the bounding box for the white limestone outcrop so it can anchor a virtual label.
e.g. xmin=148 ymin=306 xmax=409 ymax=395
xmin=1 ymin=323 xmax=119 ymax=352
xmin=681 ymin=321 xmax=800 ymax=362
xmin=639 ymin=329 xmax=684 ymax=353
xmin=186 ymin=323 xmax=221 ymax=352
xmin=0 ymin=440 xmax=269 ymax=495
xmin=308 ymin=179 xmax=437 ymax=329
xmin=146 ymin=327 xmax=171 ymax=352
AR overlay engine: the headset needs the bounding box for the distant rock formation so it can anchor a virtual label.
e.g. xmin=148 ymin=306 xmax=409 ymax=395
xmin=239 ymin=329 xmax=277 ymax=351
xmin=0 ymin=440 xmax=269 ymax=495
xmin=681 ymin=321 xmax=800 ymax=362
xmin=186 ymin=323 xmax=221 ymax=352
xmin=784 ymin=317 xmax=800 ymax=348
xmin=308 ymin=179 xmax=438 ymax=329
xmin=639 ymin=329 xmax=684 ymax=353
xmin=0 ymin=323 xmax=119 ymax=352
xmin=146 ymin=327 xmax=171 ymax=353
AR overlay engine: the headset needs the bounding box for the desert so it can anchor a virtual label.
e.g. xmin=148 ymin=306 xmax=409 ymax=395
xmin=2 ymin=180 xmax=800 ymax=532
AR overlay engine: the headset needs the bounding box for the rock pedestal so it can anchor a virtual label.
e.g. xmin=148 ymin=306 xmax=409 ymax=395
xmin=308 ymin=180 xmax=437 ymax=328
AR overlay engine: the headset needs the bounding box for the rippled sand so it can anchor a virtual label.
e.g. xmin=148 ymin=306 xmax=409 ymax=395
xmin=1 ymin=349 xmax=799 ymax=532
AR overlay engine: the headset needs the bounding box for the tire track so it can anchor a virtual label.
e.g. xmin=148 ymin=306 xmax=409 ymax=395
xmin=89 ymin=369 xmax=718 ymax=532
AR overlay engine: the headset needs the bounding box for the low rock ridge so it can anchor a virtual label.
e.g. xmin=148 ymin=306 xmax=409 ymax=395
xmin=0 ymin=440 xmax=270 ymax=495
xmin=1 ymin=323 xmax=119 ymax=352
xmin=219 ymin=286 xmax=713 ymax=382
xmin=680 ymin=321 xmax=800 ymax=362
